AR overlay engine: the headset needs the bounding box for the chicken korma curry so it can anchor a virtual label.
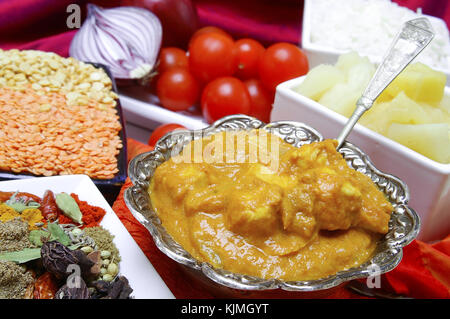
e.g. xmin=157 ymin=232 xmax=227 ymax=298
xmin=150 ymin=130 xmax=393 ymax=280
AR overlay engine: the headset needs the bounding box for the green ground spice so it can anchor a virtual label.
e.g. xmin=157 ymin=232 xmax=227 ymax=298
xmin=83 ymin=226 xmax=121 ymax=262
xmin=0 ymin=218 xmax=34 ymax=253
xmin=0 ymin=261 xmax=34 ymax=299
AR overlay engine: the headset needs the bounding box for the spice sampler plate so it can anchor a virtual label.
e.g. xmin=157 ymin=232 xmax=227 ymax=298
xmin=0 ymin=175 xmax=175 ymax=299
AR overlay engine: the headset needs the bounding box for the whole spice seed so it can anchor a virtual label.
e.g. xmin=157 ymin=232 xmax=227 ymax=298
xmin=83 ymin=226 xmax=121 ymax=263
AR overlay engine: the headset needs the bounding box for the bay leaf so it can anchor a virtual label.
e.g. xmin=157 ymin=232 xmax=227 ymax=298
xmin=55 ymin=193 xmax=83 ymax=224
xmin=0 ymin=248 xmax=41 ymax=263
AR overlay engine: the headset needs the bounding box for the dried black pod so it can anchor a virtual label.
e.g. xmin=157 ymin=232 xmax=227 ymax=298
xmin=90 ymin=280 xmax=111 ymax=295
xmin=41 ymin=241 xmax=79 ymax=279
xmin=41 ymin=241 xmax=94 ymax=279
xmin=54 ymin=277 xmax=91 ymax=299
xmin=89 ymin=276 xmax=133 ymax=299
xmin=108 ymin=276 xmax=133 ymax=299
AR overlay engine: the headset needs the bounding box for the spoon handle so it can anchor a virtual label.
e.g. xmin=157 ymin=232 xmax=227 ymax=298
xmin=336 ymin=18 xmax=435 ymax=148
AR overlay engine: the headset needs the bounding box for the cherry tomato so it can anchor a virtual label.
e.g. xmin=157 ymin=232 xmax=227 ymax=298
xmin=156 ymin=67 xmax=200 ymax=111
xmin=201 ymin=77 xmax=251 ymax=123
xmin=189 ymin=32 xmax=238 ymax=83
xmin=245 ymin=79 xmax=274 ymax=123
xmin=189 ymin=26 xmax=233 ymax=49
xmin=234 ymin=39 xmax=265 ymax=80
xmin=148 ymin=123 xmax=187 ymax=147
xmin=158 ymin=47 xmax=189 ymax=73
xmin=259 ymin=42 xmax=309 ymax=92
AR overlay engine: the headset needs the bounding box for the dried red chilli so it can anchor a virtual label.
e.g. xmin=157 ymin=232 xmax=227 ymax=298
xmin=0 ymin=191 xmax=41 ymax=204
xmin=40 ymin=190 xmax=59 ymax=221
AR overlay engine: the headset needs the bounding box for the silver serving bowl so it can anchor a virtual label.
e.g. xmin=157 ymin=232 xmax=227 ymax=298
xmin=124 ymin=114 xmax=420 ymax=295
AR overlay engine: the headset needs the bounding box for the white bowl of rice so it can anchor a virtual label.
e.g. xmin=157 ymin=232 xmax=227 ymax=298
xmin=301 ymin=0 xmax=450 ymax=84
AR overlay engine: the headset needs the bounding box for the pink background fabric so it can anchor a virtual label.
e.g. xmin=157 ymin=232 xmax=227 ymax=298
xmin=0 ymin=0 xmax=449 ymax=55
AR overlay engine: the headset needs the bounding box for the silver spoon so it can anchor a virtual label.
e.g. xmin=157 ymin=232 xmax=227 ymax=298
xmin=336 ymin=17 xmax=435 ymax=149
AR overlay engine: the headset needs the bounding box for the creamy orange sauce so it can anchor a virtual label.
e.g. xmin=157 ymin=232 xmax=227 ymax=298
xmin=150 ymin=130 xmax=392 ymax=280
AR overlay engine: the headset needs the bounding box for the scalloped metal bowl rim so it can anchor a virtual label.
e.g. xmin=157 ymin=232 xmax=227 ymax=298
xmin=125 ymin=115 xmax=420 ymax=292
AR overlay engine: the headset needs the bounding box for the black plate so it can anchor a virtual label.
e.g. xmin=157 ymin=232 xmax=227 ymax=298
xmin=0 ymin=62 xmax=127 ymax=204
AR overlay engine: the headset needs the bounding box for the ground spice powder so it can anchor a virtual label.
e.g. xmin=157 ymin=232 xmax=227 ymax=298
xmin=0 ymin=203 xmax=19 ymax=223
xmin=0 ymin=261 xmax=34 ymax=299
xmin=0 ymin=218 xmax=34 ymax=253
xmin=57 ymin=194 xmax=106 ymax=228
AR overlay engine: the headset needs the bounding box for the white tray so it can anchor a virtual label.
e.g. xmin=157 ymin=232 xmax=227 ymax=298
xmin=119 ymin=86 xmax=208 ymax=131
xmin=0 ymin=175 xmax=175 ymax=299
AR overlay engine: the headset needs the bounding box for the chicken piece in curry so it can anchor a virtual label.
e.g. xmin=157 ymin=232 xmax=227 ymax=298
xmin=149 ymin=130 xmax=393 ymax=281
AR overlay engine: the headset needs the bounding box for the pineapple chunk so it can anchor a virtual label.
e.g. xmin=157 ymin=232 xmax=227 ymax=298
xmin=318 ymin=82 xmax=361 ymax=117
xmin=387 ymin=123 xmax=450 ymax=163
xmin=382 ymin=62 xmax=446 ymax=105
xmin=294 ymin=64 xmax=344 ymax=100
xmin=360 ymin=101 xmax=391 ymax=134
xmin=335 ymin=51 xmax=372 ymax=75
xmin=439 ymin=94 xmax=450 ymax=115
xmin=361 ymin=92 xmax=432 ymax=135
xmin=346 ymin=58 xmax=376 ymax=91
xmin=420 ymin=102 xmax=450 ymax=125
xmin=383 ymin=92 xmax=430 ymax=125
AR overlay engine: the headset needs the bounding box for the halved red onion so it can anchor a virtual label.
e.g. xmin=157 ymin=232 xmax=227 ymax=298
xmin=70 ymin=4 xmax=162 ymax=80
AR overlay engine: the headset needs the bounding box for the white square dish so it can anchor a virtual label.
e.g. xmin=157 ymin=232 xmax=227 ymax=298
xmin=271 ymin=77 xmax=450 ymax=242
xmin=0 ymin=175 xmax=174 ymax=299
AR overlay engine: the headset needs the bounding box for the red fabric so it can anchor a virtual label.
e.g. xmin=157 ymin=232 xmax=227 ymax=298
xmin=382 ymin=237 xmax=450 ymax=298
xmin=113 ymin=138 xmax=450 ymax=299
xmin=1 ymin=0 xmax=449 ymax=54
